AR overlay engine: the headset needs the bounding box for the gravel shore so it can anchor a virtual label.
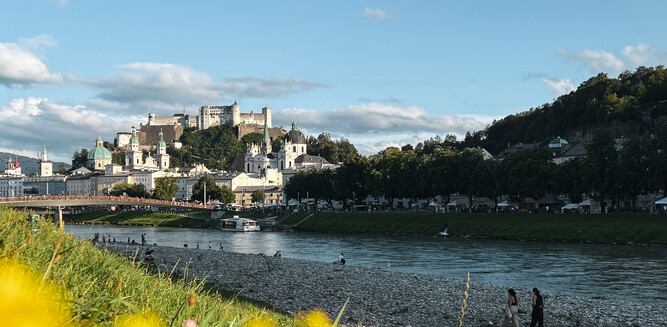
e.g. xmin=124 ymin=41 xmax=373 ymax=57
xmin=104 ymin=244 xmax=666 ymax=327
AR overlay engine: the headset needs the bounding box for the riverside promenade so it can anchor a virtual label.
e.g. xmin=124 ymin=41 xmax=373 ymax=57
xmin=104 ymin=244 xmax=666 ymax=327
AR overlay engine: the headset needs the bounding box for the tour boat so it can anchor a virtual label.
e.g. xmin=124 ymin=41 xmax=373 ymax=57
xmin=220 ymin=216 xmax=261 ymax=232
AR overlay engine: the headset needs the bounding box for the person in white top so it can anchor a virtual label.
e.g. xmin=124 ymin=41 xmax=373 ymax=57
xmin=339 ymin=252 xmax=346 ymax=265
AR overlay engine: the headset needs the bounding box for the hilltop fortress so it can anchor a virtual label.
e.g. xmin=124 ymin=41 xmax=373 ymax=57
xmin=116 ymin=101 xmax=285 ymax=149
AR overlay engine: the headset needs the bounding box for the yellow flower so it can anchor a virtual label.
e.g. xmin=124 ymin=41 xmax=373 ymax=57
xmin=114 ymin=311 xmax=166 ymax=327
xmin=295 ymin=309 xmax=332 ymax=327
xmin=0 ymin=258 xmax=70 ymax=327
xmin=243 ymin=316 xmax=276 ymax=327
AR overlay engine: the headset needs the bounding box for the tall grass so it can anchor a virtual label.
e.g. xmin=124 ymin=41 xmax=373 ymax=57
xmin=0 ymin=207 xmax=345 ymax=326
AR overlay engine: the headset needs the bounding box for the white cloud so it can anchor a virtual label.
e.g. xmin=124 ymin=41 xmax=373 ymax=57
xmin=541 ymin=76 xmax=575 ymax=96
xmin=273 ymin=103 xmax=487 ymax=156
xmin=363 ymin=7 xmax=395 ymax=21
xmin=90 ymin=62 xmax=324 ymax=115
xmin=0 ymin=38 xmax=63 ymax=86
xmin=557 ymin=47 xmax=625 ymax=73
xmin=621 ymin=43 xmax=667 ymax=67
xmin=0 ymin=97 xmax=143 ymax=162
xmin=18 ymin=34 xmax=58 ymax=58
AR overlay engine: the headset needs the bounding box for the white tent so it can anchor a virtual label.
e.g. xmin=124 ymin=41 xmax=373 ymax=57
xmin=497 ymin=200 xmax=516 ymax=207
xmin=563 ymin=203 xmax=579 ymax=210
xmin=655 ymin=197 xmax=667 ymax=205
xmin=447 ymin=200 xmax=462 ymax=206
xmin=429 ymin=201 xmax=439 ymax=207
xmin=287 ymin=199 xmax=299 ymax=206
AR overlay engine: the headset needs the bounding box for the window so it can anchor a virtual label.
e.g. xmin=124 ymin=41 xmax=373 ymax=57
xmin=293 ymin=146 xmax=296 ymax=152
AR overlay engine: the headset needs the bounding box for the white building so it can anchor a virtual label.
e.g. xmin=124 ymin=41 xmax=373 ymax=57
xmin=37 ymin=145 xmax=53 ymax=177
xmin=0 ymin=177 xmax=23 ymax=197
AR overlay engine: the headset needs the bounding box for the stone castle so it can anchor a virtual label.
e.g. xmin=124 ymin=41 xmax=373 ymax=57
xmin=117 ymin=101 xmax=284 ymax=149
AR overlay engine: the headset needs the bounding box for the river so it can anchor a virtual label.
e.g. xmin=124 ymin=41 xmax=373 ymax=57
xmin=65 ymin=224 xmax=667 ymax=303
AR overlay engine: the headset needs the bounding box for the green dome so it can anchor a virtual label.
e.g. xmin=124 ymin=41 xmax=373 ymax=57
xmin=87 ymin=146 xmax=112 ymax=160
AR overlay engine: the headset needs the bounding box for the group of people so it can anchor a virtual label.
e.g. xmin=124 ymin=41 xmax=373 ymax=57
xmin=92 ymin=232 xmax=115 ymax=244
xmin=502 ymin=288 xmax=544 ymax=327
xmin=183 ymin=242 xmax=224 ymax=251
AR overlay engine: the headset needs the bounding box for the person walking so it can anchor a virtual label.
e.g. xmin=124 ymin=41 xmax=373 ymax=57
xmin=502 ymin=288 xmax=519 ymax=327
xmin=529 ymin=288 xmax=545 ymax=327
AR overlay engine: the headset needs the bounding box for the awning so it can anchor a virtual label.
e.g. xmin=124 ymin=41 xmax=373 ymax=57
xmin=563 ymin=203 xmax=579 ymax=210
xmin=497 ymin=200 xmax=516 ymax=207
xmin=656 ymin=197 xmax=667 ymax=205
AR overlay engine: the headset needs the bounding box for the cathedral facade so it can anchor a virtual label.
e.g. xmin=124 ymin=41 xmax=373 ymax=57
xmin=244 ymin=118 xmax=308 ymax=173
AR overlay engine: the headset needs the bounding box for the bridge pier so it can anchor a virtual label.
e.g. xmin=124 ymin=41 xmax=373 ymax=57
xmin=57 ymin=206 xmax=63 ymax=230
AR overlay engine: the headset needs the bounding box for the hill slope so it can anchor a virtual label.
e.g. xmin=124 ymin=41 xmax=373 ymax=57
xmin=472 ymin=66 xmax=667 ymax=154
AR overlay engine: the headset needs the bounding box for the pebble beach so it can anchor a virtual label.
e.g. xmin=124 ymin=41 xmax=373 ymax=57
xmin=104 ymin=244 xmax=666 ymax=327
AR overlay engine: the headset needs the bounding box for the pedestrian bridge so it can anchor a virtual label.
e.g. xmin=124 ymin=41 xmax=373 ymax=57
xmin=0 ymin=195 xmax=211 ymax=210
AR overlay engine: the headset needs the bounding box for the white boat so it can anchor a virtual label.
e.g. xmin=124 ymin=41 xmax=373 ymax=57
xmin=220 ymin=216 xmax=261 ymax=232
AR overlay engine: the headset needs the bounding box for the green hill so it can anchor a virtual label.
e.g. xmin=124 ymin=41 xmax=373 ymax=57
xmin=469 ymin=66 xmax=667 ymax=155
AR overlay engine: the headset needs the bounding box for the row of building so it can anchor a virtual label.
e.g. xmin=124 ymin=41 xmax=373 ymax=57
xmin=0 ymin=109 xmax=334 ymax=208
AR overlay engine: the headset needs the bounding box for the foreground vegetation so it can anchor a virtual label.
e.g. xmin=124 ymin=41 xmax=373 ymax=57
xmin=69 ymin=211 xmax=219 ymax=228
xmin=1 ymin=207 xmax=352 ymax=326
xmin=283 ymin=212 xmax=667 ymax=245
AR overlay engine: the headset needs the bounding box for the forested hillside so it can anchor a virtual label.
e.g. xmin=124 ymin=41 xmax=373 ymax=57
xmin=470 ymin=66 xmax=667 ymax=154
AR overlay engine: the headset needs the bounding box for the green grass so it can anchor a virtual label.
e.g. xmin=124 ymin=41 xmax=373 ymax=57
xmin=0 ymin=207 xmax=293 ymax=326
xmin=290 ymin=212 xmax=667 ymax=245
xmin=70 ymin=211 xmax=220 ymax=228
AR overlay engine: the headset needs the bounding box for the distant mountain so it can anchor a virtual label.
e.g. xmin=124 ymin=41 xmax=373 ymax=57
xmin=0 ymin=152 xmax=71 ymax=176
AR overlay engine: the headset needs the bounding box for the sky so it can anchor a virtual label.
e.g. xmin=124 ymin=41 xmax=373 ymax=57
xmin=1 ymin=0 xmax=667 ymax=162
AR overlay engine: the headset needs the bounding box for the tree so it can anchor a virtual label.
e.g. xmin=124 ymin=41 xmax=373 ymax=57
xmin=152 ymin=177 xmax=177 ymax=200
xmin=251 ymin=190 xmax=265 ymax=205
xmin=585 ymin=128 xmax=619 ymax=213
xmin=112 ymin=150 xmax=125 ymax=166
xmin=70 ymin=148 xmax=89 ymax=170
xmin=110 ymin=182 xmax=149 ymax=198
xmin=192 ymin=176 xmax=222 ymax=203
xmin=219 ymin=185 xmax=235 ymax=205
xmin=334 ymin=156 xmax=372 ymax=206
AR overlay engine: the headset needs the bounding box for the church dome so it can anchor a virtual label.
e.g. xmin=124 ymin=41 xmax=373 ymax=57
xmin=88 ymin=145 xmax=112 ymax=160
xmin=286 ymin=120 xmax=306 ymax=144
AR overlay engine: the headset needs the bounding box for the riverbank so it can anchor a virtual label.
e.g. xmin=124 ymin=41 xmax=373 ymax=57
xmin=0 ymin=207 xmax=293 ymax=326
xmin=68 ymin=210 xmax=218 ymax=228
xmin=105 ymin=243 xmax=667 ymax=327
xmin=283 ymin=212 xmax=667 ymax=245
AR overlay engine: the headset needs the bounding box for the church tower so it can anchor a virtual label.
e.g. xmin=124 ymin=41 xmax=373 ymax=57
xmin=261 ymin=114 xmax=271 ymax=155
xmin=125 ymin=127 xmax=143 ymax=170
xmin=38 ymin=145 xmax=53 ymax=177
xmin=155 ymin=129 xmax=170 ymax=170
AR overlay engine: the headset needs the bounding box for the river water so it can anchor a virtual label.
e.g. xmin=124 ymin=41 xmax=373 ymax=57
xmin=65 ymin=224 xmax=667 ymax=303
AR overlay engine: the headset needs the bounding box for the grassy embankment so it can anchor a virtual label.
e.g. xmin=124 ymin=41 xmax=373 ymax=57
xmin=282 ymin=212 xmax=667 ymax=245
xmin=0 ymin=207 xmax=341 ymax=326
xmin=69 ymin=211 xmax=219 ymax=228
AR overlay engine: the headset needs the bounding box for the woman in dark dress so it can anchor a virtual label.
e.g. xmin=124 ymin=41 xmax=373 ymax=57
xmin=529 ymin=288 xmax=544 ymax=327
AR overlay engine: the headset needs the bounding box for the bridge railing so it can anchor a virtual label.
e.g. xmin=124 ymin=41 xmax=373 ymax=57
xmin=0 ymin=195 xmax=210 ymax=209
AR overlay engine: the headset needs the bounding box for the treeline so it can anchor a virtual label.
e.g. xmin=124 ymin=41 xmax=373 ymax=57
xmin=167 ymin=125 xmax=358 ymax=170
xmin=284 ymin=121 xmax=667 ymax=211
xmin=469 ymin=66 xmax=667 ymax=155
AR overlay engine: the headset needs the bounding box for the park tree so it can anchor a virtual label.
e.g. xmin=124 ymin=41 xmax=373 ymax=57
xmin=219 ymin=185 xmax=235 ymax=205
xmin=251 ymin=189 xmax=265 ymax=206
xmin=109 ymin=182 xmax=149 ymax=198
xmin=585 ymin=128 xmax=619 ymax=213
xmin=333 ymin=156 xmax=372 ymax=207
xmin=192 ymin=176 xmax=222 ymax=203
xmin=152 ymin=176 xmax=177 ymax=200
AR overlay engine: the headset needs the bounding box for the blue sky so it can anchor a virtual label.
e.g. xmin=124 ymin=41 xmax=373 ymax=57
xmin=1 ymin=0 xmax=666 ymax=162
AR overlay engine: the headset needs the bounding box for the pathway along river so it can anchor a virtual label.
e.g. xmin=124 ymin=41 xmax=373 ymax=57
xmin=65 ymin=224 xmax=667 ymax=304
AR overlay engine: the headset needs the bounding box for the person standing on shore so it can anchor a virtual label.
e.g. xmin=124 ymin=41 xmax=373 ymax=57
xmin=502 ymin=288 xmax=519 ymax=327
xmin=219 ymin=243 xmax=223 ymax=251
xmin=339 ymin=252 xmax=346 ymax=265
xmin=529 ymin=288 xmax=544 ymax=327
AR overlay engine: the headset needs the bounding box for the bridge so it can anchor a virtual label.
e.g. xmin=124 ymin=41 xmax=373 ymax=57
xmin=0 ymin=195 xmax=212 ymax=228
